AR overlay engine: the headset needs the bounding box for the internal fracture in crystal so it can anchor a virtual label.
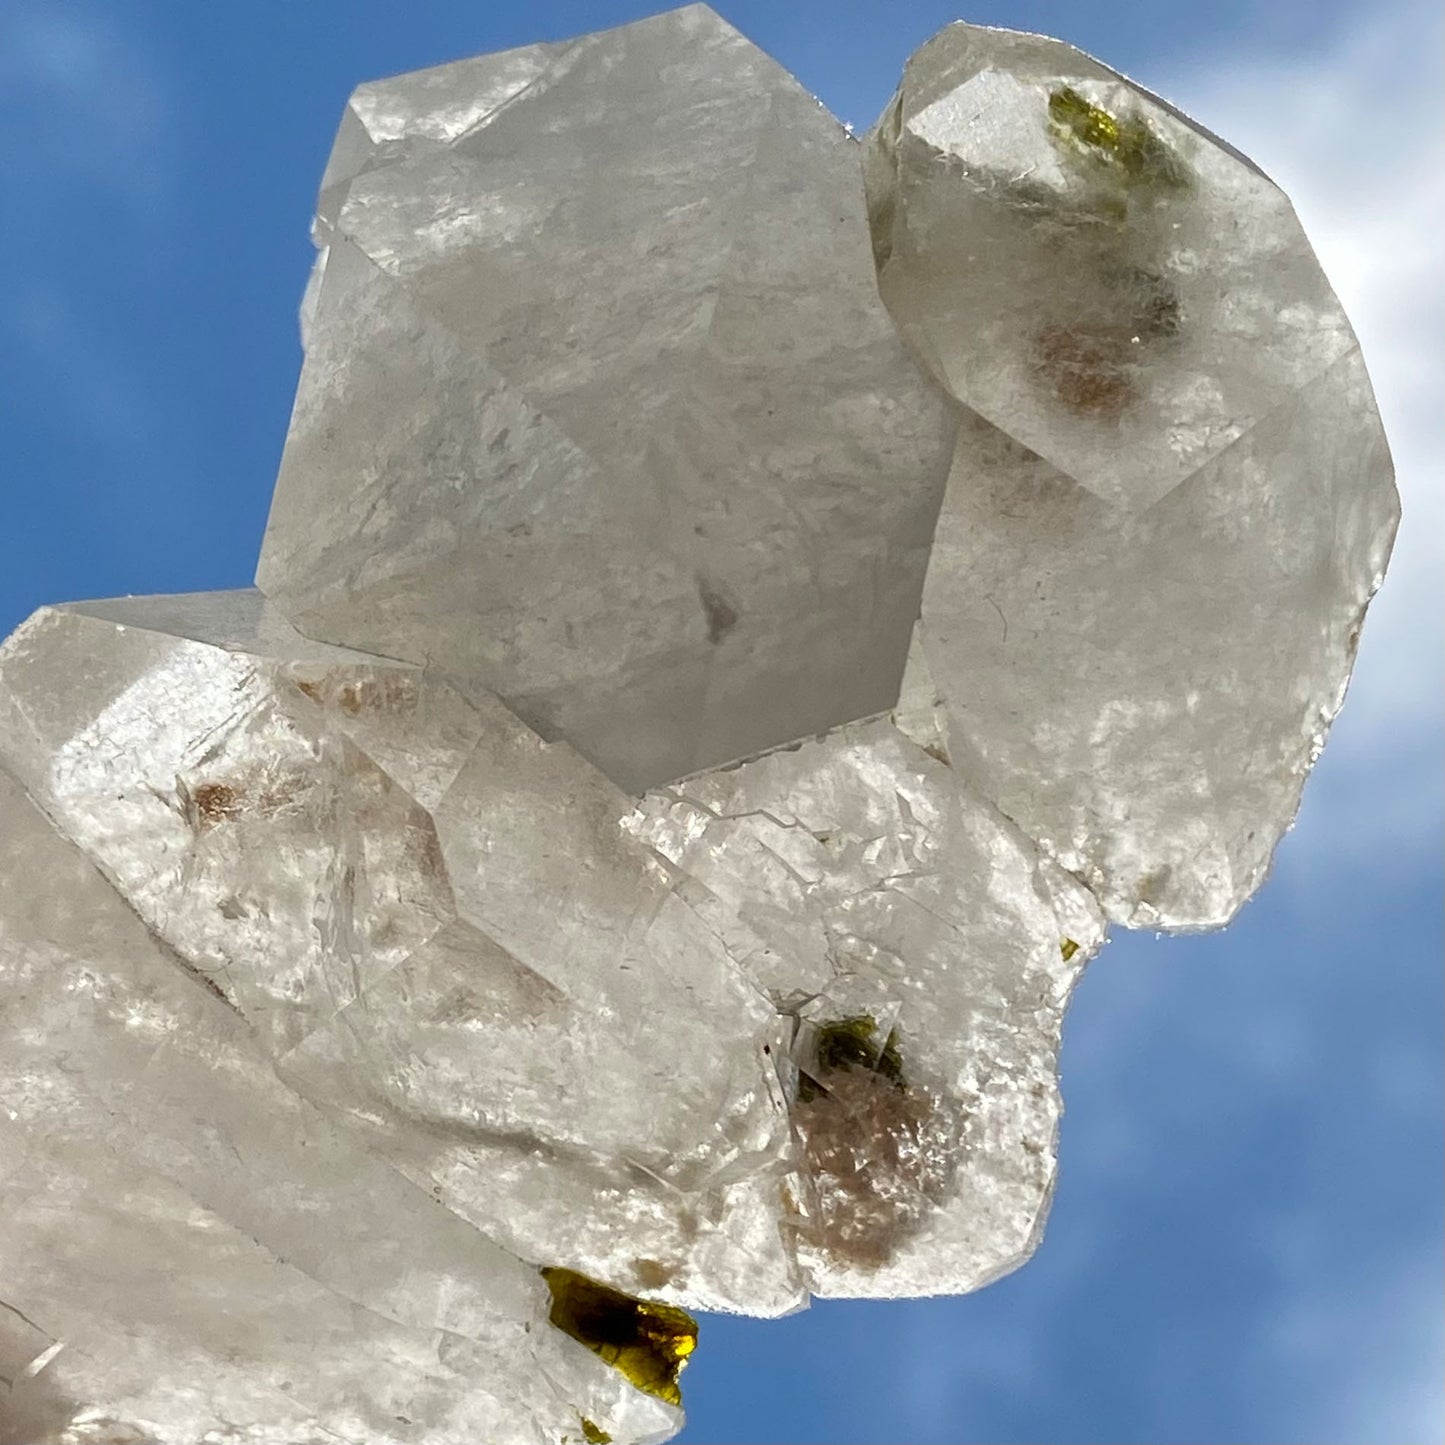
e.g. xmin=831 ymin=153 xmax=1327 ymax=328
xmin=0 ymin=7 xmax=1397 ymax=1445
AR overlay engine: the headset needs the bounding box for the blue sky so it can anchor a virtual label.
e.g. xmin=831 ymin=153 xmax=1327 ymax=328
xmin=1 ymin=3 xmax=1440 ymax=1443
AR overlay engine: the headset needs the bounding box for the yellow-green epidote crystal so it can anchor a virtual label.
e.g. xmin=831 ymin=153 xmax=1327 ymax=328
xmin=1047 ymin=85 xmax=1192 ymax=194
xmin=543 ymin=1268 xmax=698 ymax=1408
xmin=796 ymin=1015 xmax=906 ymax=1103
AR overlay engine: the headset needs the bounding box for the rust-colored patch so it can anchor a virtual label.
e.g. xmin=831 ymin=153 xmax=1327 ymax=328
xmin=339 ymin=674 xmax=417 ymax=717
xmin=293 ymin=670 xmax=418 ymax=717
xmin=187 ymin=767 xmax=314 ymax=831
xmin=792 ymin=1067 xmax=951 ymax=1269
xmin=632 ymin=1258 xmax=675 ymax=1291
xmin=1032 ymin=323 xmax=1135 ymax=417
xmin=192 ymin=781 xmax=243 ymax=828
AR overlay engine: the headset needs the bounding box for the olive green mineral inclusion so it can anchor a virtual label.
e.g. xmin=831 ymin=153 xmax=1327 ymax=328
xmin=542 ymin=1266 xmax=698 ymax=1408
xmin=797 ymin=1015 xmax=906 ymax=1103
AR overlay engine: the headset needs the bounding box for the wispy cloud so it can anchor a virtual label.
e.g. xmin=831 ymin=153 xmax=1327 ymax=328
xmin=1264 ymin=1257 xmax=1445 ymax=1445
xmin=0 ymin=5 xmax=176 ymax=451
xmin=0 ymin=3 xmax=174 ymax=212
xmin=1152 ymin=0 xmax=1444 ymax=863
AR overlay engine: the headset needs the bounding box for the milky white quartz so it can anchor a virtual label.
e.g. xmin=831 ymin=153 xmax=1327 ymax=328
xmin=0 ymin=8 xmax=1396 ymax=1444
xmin=0 ymin=762 xmax=679 ymax=1445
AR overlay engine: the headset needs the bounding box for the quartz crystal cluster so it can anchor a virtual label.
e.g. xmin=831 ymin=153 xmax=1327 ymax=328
xmin=0 ymin=8 xmax=1397 ymax=1445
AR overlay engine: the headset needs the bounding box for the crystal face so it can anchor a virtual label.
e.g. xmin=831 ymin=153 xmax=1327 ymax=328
xmin=261 ymin=2 xmax=953 ymax=796
xmin=863 ymin=26 xmax=1359 ymax=513
xmin=0 ymin=8 xmax=1396 ymax=1445
xmin=864 ymin=22 xmax=1399 ymax=928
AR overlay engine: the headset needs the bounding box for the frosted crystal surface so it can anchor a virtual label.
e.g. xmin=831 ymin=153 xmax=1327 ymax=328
xmin=261 ymin=3 xmax=954 ymax=794
xmin=0 ymin=762 xmax=678 ymax=1445
xmin=1 ymin=593 xmax=1100 ymax=1441
xmin=0 ymin=594 xmax=796 ymax=1318
xmin=864 ymin=22 xmax=1399 ymax=927
xmin=1 ymin=7 xmax=1396 ymax=1444
xmin=626 ymin=717 xmax=1105 ymax=1297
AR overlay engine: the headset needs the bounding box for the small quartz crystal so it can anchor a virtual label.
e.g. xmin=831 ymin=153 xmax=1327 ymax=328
xmin=0 ymin=8 xmax=1395 ymax=1444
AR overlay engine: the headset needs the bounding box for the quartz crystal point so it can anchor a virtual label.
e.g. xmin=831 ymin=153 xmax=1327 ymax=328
xmin=0 ymin=8 xmax=1396 ymax=1445
xmin=260 ymin=3 xmax=953 ymax=796
xmin=864 ymin=22 xmax=1399 ymax=928
xmin=0 ymin=593 xmax=798 ymax=1320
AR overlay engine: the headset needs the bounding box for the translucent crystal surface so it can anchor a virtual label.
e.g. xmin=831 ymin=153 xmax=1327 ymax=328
xmin=0 ymin=592 xmax=1100 ymax=1442
xmin=864 ymin=22 xmax=1399 ymax=928
xmin=0 ymin=762 xmax=679 ymax=1445
xmin=261 ymin=3 xmax=953 ymax=795
xmin=0 ymin=593 xmax=796 ymax=1319
xmin=0 ymin=7 xmax=1396 ymax=1444
xmin=626 ymin=716 xmax=1104 ymax=1297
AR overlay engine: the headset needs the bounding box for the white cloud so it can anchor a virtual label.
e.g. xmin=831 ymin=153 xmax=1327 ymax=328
xmin=0 ymin=3 xmax=173 ymax=209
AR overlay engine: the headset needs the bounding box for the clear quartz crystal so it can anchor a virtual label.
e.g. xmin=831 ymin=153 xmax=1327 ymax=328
xmin=260 ymin=3 xmax=953 ymax=796
xmin=0 ymin=759 xmax=678 ymax=1445
xmin=0 ymin=8 xmax=1395 ymax=1445
xmin=0 ymin=593 xmax=797 ymax=1317
xmin=0 ymin=591 xmax=1097 ymax=1442
xmin=626 ymin=717 xmax=1105 ymax=1298
xmin=864 ymin=21 xmax=1399 ymax=928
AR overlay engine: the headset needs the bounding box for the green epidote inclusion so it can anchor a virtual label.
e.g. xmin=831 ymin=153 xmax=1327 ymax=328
xmin=1027 ymin=87 xmax=1191 ymax=416
xmin=1047 ymin=85 xmax=1191 ymax=196
xmin=541 ymin=1267 xmax=698 ymax=1408
xmin=797 ymin=1015 xmax=906 ymax=1103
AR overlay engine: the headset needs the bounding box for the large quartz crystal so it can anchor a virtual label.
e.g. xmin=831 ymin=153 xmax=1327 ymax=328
xmin=863 ymin=23 xmax=1398 ymax=927
xmin=0 ymin=8 xmax=1396 ymax=1445
xmin=259 ymin=3 xmax=953 ymax=796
